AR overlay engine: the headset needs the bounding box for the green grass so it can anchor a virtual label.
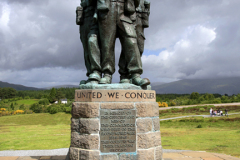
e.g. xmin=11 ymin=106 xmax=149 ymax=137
xmin=161 ymin=115 xmax=240 ymax=158
xmin=0 ymin=99 xmax=39 ymax=111
xmin=0 ymin=113 xmax=71 ymax=150
xmin=16 ymin=99 xmax=39 ymax=105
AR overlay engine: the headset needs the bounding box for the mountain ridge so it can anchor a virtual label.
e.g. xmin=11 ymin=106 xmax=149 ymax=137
xmin=152 ymin=77 xmax=240 ymax=95
xmin=0 ymin=81 xmax=40 ymax=91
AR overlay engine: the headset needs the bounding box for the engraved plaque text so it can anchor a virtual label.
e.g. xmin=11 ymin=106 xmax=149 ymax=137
xmin=100 ymin=109 xmax=136 ymax=153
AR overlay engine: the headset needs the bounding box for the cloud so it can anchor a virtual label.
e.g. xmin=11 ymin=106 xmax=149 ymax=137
xmin=141 ymin=0 xmax=240 ymax=82
xmin=0 ymin=0 xmax=84 ymax=71
xmin=0 ymin=0 xmax=240 ymax=87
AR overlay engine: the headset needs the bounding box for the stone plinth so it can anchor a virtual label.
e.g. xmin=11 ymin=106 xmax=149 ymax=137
xmin=67 ymin=88 xmax=162 ymax=160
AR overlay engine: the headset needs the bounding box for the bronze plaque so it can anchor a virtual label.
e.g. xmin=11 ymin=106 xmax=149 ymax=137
xmin=100 ymin=109 xmax=136 ymax=153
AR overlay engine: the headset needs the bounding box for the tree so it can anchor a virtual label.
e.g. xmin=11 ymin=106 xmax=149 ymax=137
xmin=56 ymin=90 xmax=65 ymax=102
xmin=190 ymin=92 xmax=199 ymax=100
xmin=48 ymin=88 xmax=56 ymax=103
xmin=0 ymin=87 xmax=2 ymax=99
xmin=10 ymin=103 xmax=14 ymax=110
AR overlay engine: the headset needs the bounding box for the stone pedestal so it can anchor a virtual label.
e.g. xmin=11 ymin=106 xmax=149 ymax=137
xmin=68 ymin=88 xmax=162 ymax=160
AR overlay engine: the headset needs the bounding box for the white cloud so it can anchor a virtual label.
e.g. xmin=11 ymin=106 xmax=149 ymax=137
xmin=142 ymin=25 xmax=217 ymax=80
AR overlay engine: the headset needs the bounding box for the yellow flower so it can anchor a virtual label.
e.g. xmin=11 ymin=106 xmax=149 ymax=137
xmin=162 ymin=102 xmax=168 ymax=107
xmin=15 ymin=110 xmax=25 ymax=114
xmin=0 ymin=108 xmax=6 ymax=111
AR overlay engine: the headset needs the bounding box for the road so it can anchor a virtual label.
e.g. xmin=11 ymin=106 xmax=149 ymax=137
xmin=159 ymin=112 xmax=240 ymax=121
xmin=159 ymin=102 xmax=240 ymax=110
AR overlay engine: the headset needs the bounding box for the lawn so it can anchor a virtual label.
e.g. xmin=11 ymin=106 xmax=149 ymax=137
xmin=16 ymin=99 xmax=39 ymax=105
xmin=160 ymin=115 xmax=240 ymax=158
xmin=0 ymin=113 xmax=71 ymax=150
xmin=0 ymin=99 xmax=39 ymax=111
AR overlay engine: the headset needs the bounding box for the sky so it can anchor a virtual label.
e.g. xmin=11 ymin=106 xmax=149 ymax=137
xmin=0 ymin=0 xmax=240 ymax=88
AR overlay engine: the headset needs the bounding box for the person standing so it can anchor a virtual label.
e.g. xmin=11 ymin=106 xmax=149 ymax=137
xmin=225 ymin=108 xmax=228 ymax=117
xmin=210 ymin=108 xmax=212 ymax=117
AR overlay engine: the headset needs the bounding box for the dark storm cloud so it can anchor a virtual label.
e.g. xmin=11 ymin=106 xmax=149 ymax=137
xmin=0 ymin=0 xmax=85 ymax=71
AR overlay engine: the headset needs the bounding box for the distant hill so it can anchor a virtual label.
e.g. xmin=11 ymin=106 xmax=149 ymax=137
xmin=151 ymin=82 xmax=166 ymax=87
xmin=44 ymin=85 xmax=79 ymax=89
xmin=0 ymin=81 xmax=40 ymax=91
xmin=152 ymin=77 xmax=240 ymax=95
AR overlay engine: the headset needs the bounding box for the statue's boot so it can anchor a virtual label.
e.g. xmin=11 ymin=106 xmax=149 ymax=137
xmin=80 ymin=79 xmax=89 ymax=85
xmin=99 ymin=73 xmax=112 ymax=84
xmin=87 ymin=71 xmax=101 ymax=84
xmin=131 ymin=74 xmax=150 ymax=86
xmin=120 ymin=75 xmax=131 ymax=83
xmin=97 ymin=0 xmax=109 ymax=12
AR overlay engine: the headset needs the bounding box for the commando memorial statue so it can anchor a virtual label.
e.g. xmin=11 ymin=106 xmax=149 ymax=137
xmin=77 ymin=0 xmax=150 ymax=87
xmin=66 ymin=0 xmax=163 ymax=159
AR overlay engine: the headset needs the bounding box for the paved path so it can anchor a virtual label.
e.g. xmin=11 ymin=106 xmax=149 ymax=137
xmin=0 ymin=150 xmax=239 ymax=160
xmin=159 ymin=102 xmax=240 ymax=110
xmin=159 ymin=113 xmax=240 ymax=121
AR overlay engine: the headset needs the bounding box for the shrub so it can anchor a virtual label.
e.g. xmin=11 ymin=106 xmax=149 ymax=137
xmin=190 ymin=92 xmax=199 ymax=100
xmin=10 ymin=103 xmax=14 ymax=110
xmin=169 ymin=101 xmax=176 ymax=106
xmin=199 ymin=108 xmax=205 ymax=112
xmin=212 ymin=98 xmax=221 ymax=104
xmin=30 ymin=103 xmax=43 ymax=113
xmin=64 ymin=107 xmax=71 ymax=114
xmin=162 ymin=102 xmax=168 ymax=107
xmin=38 ymin=98 xmax=49 ymax=105
xmin=0 ymin=108 xmax=6 ymax=111
xmin=14 ymin=110 xmax=24 ymax=114
xmin=196 ymin=124 xmax=203 ymax=128
xmin=19 ymin=104 xmax=25 ymax=110
xmin=25 ymin=96 xmax=30 ymax=99
xmin=50 ymin=107 xmax=58 ymax=114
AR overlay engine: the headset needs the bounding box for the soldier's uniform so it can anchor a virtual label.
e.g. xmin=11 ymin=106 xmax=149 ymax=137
xmin=118 ymin=0 xmax=150 ymax=82
xmin=76 ymin=0 xmax=101 ymax=83
xmin=98 ymin=0 xmax=148 ymax=85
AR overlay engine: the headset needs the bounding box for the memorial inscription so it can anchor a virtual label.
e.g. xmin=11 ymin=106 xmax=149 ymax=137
xmin=75 ymin=90 xmax=156 ymax=102
xmin=100 ymin=109 xmax=136 ymax=153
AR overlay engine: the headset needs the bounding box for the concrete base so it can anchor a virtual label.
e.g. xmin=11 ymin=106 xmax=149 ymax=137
xmin=68 ymin=89 xmax=162 ymax=160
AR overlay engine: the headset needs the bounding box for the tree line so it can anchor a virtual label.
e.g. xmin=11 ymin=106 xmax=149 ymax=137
xmin=0 ymin=87 xmax=76 ymax=101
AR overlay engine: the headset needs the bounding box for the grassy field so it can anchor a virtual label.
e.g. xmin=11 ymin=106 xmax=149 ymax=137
xmin=0 ymin=99 xmax=39 ymax=111
xmin=161 ymin=115 xmax=240 ymax=158
xmin=0 ymin=111 xmax=240 ymax=158
xmin=0 ymin=113 xmax=71 ymax=150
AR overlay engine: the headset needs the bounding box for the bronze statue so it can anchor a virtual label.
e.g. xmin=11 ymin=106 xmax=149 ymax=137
xmin=118 ymin=0 xmax=150 ymax=84
xmin=76 ymin=0 xmax=101 ymax=85
xmin=76 ymin=0 xmax=151 ymax=87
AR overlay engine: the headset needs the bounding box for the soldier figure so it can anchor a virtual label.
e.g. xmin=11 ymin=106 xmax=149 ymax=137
xmin=97 ymin=0 xmax=150 ymax=86
xmin=76 ymin=0 xmax=102 ymax=84
xmin=118 ymin=0 xmax=150 ymax=84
